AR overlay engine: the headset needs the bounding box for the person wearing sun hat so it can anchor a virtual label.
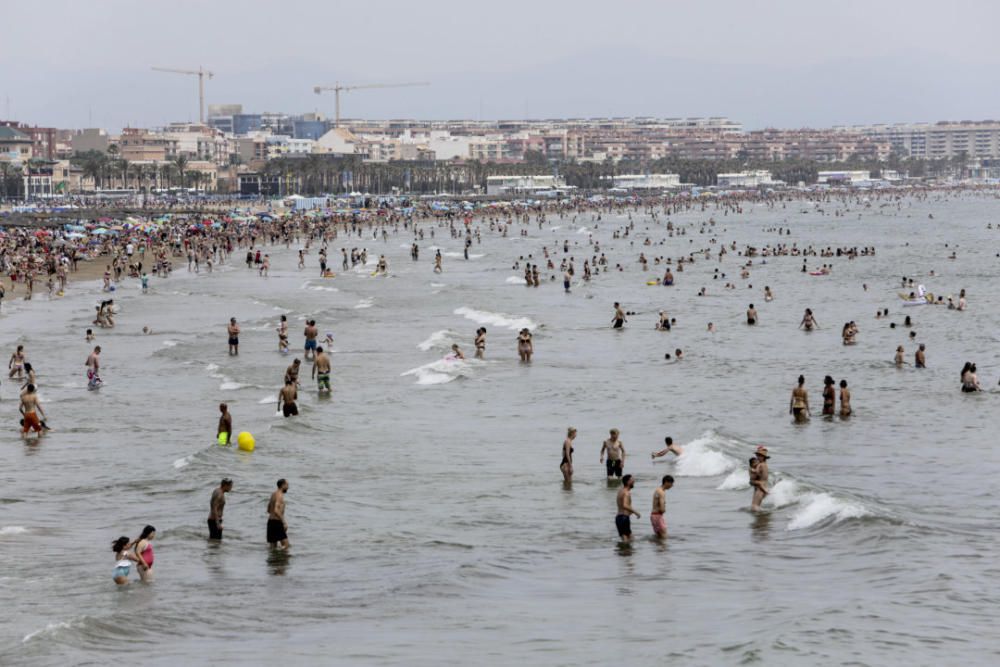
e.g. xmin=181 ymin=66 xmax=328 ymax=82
xmin=750 ymin=446 xmax=770 ymax=511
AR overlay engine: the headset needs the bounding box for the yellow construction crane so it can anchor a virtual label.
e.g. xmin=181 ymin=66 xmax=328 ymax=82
xmin=313 ymin=82 xmax=430 ymax=127
xmin=151 ymin=66 xmax=215 ymax=124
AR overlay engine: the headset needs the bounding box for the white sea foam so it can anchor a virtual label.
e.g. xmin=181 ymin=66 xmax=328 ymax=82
xmin=0 ymin=526 xmax=28 ymax=536
xmin=23 ymin=620 xmax=75 ymax=643
xmin=787 ymin=492 xmax=870 ymax=530
xmin=717 ymin=468 xmax=750 ymax=490
xmin=765 ymin=479 xmax=870 ymax=530
xmin=219 ymin=381 xmax=246 ymax=391
xmin=173 ymin=455 xmax=195 ymax=469
xmin=417 ymin=330 xmax=455 ymax=351
xmin=308 ymin=285 xmax=338 ymax=292
xmin=354 ymin=298 xmax=374 ymax=309
xmin=401 ymin=358 xmax=470 ymax=385
xmin=443 ymin=252 xmax=485 ymax=259
xmin=454 ymin=306 xmax=537 ymax=331
xmin=505 ymin=276 xmax=526 ymax=284
xmin=766 ymin=479 xmax=801 ymax=508
xmin=161 ymin=340 xmax=179 ymax=347
xmin=672 ymin=435 xmax=740 ymax=477
xmin=430 ymin=282 xmax=445 ymax=288
xmin=258 ymin=395 xmax=278 ymax=404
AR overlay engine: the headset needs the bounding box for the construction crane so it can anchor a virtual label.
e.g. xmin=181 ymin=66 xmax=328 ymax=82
xmin=313 ymin=82 xmax=430 ymax=127
xmin=151 ymin=66 xmax=215 ymax=124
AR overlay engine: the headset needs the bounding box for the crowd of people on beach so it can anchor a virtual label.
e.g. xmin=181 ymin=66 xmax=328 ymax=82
xmin=0 ymin=186 xmax=991 ymax=581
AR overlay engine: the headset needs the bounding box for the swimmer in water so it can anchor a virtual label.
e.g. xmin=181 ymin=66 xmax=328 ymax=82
xmin=747 ymin=304 xmax=757 ymax=325
xmin=450 ymin=344 xmax=465 ymax=360
xmin=651 ymin=436 xmax=683 ymax=459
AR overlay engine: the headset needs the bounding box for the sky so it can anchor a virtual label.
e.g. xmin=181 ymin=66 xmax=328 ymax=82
xmin=2 ymin=0 xmax=999 ymax=131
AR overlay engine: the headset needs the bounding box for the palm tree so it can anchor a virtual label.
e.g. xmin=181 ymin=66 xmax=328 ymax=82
xmin=174 ymin=155 xmax=189 ymax=188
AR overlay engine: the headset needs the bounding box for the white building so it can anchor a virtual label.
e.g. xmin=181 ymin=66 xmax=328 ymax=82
xmin=817 ymin=170 xmax=871 ymax=185
xmin=612 ymin=173 xmax=680 ymax=189
xmin=486 ymin=175 xmax=566 ymax=196
xmin=314 ymin=127 xmax=363 ymax=156
xmin=716 ymin=170 xmax=776 ymax=188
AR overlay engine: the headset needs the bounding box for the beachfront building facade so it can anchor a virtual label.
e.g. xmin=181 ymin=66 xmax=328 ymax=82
xmin=816 ymin=170 xmax=871 ymax=185
xmin=486 ymin=175 xmax=566 ymax=195
xmin=716 ymin=170 xmax=776 ymax=187
xmin=611 ymin=173 xmax=681 ymax=189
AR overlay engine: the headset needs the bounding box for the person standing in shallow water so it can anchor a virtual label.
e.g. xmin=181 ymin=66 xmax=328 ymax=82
xmin=839 ymin=380 xmax=852 ymax=417
xmin=650 ymin=475 xmax=674 ymax=538
xmin=208 ymin=478 xmax=232 ymax=540
xmin=217 ymin=403 xmax=232 ymax=445
xmin=474 ymin=327 xmax=486 ymax=359
xmin=750 ymin=447 xmax=770 ymax=511
xmin=517 ymin=328 xmax=533 ymax=362
xmin=600 ymin=429 xmax=626 ymax=480
xmin=227 ymin=318 xmax=240 ymax=356
xmin=799 ymin=308 xmax=818 ymax=331
xmin=822 ymin=376 xmax=836 ymax=417
xmin=560 ymin=427 xmax=576 ymax=483
xmin=615 ymin=474 xmax=640 ymax=543
xmin=612 ymin=302 xmax=626 ymax=329
xmin=790 ymin=375 xmax=810 ymax=422
xmin=267 ymin=479 xmax=290 ymax=549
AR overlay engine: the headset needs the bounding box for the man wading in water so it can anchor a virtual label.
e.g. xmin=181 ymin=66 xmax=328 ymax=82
xmin=600 ymin=429 xmax=626 ymax=480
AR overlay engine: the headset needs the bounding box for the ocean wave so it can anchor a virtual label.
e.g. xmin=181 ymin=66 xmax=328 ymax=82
xmin=161 ymin=340 xmax=179 ymax=347
xmin=672 ymin=434 xmax=740 ymax=477
xmin=787 ymin=491 xmax=870 ymax=530
xmin=417 ymin=329 xmax=456 ymax=352
xmin=454 ymin=306 xmax=537 ymax=331
xmin=219 ymin=381 xmax=247 ymax=391
xmin=401 ymin=358 xmax=472 ymax=385
xmin=0 ymin=526 xmax=29 ymax=536
xmin=505 ymin=276 xmax=527 ymax=284
xmin=442 ymin=252 xmax=485 ymax=259
xmin=173 ymin=455 xmax=195 ymax=469
xmin=690 ymin=431 xmax=876 ymax=531
xmin=354 ymin=298 xmax=374 ymax=309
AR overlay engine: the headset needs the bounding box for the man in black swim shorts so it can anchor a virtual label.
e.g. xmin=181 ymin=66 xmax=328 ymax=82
xmin=615 ymin=474 xmax=640 ymax=543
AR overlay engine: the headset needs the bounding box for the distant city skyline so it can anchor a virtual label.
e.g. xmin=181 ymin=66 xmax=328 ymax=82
xmin=4 ymin=0 xmax=1000 ymax=131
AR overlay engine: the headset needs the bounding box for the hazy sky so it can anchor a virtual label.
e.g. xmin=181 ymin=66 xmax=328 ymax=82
xmin=3 ymin=0 xmax=999 ymax=130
